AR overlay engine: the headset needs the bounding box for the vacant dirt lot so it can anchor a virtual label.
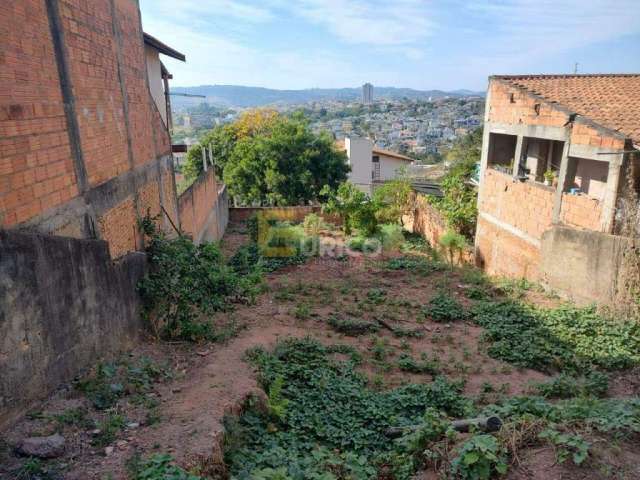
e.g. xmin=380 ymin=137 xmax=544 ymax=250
xmin=2 ymin=223 xmax=638 ymax=480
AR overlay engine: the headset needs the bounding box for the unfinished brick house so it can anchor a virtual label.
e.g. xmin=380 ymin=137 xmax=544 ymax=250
xmin=475 ymin=74 xmax=640 ymax=296
xmin=0 ymin=0 xmax=186 ymax=258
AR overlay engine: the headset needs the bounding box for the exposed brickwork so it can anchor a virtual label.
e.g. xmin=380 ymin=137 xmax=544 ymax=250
xmin=97 ymin=196 xmax=137 ymax=258
xmin=409 ymin=195 xmax=447 ymax=248
xmin=479 ymin=169 xmax=554 ymax=240
xmin=114 ymin=0 xmax=156 ymax=168
xmin=58 ymin=0 xmax=130 ymax=187
xmin=0 ymin=0 xmax=79 ymax=227
xmin=560 ymin=193 xmax=602 ymax=231
xmin=488 ymin=81 xmax=567 ymax=129
xmin=178 ymin=169 xmax=218 ymax=240
xmin=1 ymin=0 xmax=181 ymax=259
xmin=476 ymin=215 xmax=541 ymax=280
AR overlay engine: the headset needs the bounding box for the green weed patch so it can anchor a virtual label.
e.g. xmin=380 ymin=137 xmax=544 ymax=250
xmin=472 ymin=301 xmax=640 ymax=372
xmin=225 ymin=338 xmax=472 ymax=479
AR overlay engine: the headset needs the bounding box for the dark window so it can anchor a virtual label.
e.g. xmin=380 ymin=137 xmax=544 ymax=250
xmin=372 ymin=155 xmax=380 ymax=163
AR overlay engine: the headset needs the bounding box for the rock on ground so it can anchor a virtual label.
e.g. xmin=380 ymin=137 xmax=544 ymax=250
xmin=16 ymin=434 xmax=65 ymax=458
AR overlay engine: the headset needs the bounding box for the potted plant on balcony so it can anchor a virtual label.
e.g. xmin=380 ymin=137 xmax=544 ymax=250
xmin=543 ymin=169 xmax=555 ymax=186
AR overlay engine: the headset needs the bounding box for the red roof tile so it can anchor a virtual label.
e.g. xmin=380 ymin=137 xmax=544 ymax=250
xmin=493 ymin=74 xmax=640 ymax=144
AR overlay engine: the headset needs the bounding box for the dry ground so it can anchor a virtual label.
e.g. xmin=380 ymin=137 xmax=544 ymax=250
xmin=1 ymin=224 xmax=638 ymax=480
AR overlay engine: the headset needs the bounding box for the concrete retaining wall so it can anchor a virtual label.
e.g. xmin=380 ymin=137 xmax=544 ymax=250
xmin=540 ymin=226 xmax=629 ymax=304
xmin=0 ymin=231 xmax=146 ymax=429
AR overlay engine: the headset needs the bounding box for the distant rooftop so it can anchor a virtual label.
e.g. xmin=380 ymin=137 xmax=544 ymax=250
xmin=336 ymin=139 xmax=414 ymax=162
xmin=492 ymin=74 xmax=640 ymax=144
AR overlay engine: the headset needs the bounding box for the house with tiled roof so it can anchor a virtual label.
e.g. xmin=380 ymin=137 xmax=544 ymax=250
xmin=475 ymin=74 xmax=640 ymax=301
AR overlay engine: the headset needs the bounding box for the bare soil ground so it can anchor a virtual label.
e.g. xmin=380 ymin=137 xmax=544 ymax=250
xmin=1 ymin=224 xmax=638 ymax=479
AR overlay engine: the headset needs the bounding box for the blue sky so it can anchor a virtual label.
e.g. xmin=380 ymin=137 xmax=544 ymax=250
xmin=140 ymin=0 xmax=640 ymax=91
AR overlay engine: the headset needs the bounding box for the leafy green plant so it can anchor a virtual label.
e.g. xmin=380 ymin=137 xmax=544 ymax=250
xmin=385 ymin=256 xmax=444 ymax=275
xmin=92 ymin=413 xmax=126 ymax=448
xmin=226 ymin=338 xmax=472 ymax=479
xmin=423 ymin=292 xmax=467 ymax=322
xmin=138 ymin=219 xmax=262 ymax=341
xmin=131 ymin=454 xmax=202 ymax=480
xmin=450 ymin=434 xmax=508 ymax=479
xmin=532 ymin=371 xmax=609 ymax=399
xmin=377 ymin=223 xmax=405 ymax=251
xmin=267 ymin=375 xmax=289 ymax=421
xmin=302 ymin=213 xmax=325 ymax=236
xmin=321 ymin=182 xmax=378 ymax=236
xmin=366 ymin=288 xmax=387 ymax=304
xmin=472 ymin=300 xmax=640 ymax=372
xmin=439 ymin=230 xmax=467 ymax=267
xmin=428 ymin=128 xmax=481 ymax=238
xmin=397 ymin=353 xmax=440 ymax=375
xmin=539 ymin=427 xmax=590 ymax=465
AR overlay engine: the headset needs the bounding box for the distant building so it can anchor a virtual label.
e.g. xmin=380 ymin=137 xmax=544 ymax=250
xmin=339 ymin=137 xmax=413 ymax=195
xmin=362 ymin=83 xmax=374 ymax=105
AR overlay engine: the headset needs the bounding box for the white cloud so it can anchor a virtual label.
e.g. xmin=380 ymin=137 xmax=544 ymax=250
xmin=465 ymin=0 xmax=640 ymax=59
xmin=290 ymin=0 xmax=434 ymax=46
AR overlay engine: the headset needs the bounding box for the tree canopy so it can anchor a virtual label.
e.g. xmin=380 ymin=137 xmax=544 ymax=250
xmin=184 ymin=110 xmax=349 ymax=206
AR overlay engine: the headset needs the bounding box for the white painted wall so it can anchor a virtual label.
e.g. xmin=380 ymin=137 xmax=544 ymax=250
xmin=145 ymin=45 xmax=167 ymax=126
xmin=379 ymin=155 xmax=408 ymax=181
xmin=345 ymin=136 xmax=373 ymax=195
xmin=574 ymin=158 xmax=608 ymax=201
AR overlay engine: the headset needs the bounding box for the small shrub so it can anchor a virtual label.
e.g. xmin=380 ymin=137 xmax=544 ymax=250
xmin=302 ymin=213 xmax=325 ymax=236
xmin=450 ymin=434 xmax=508 ymax=480
xmin=539 ymin=427 xmax=590 ymax=465
xmin=439 ymin=230 xmax=467 ymax=267
xmin=385 ymin=256 xmax=443 ymax=275
xmin=130 ymin=454 xmax=202 ymax=480
xmin=92 ymin=413 xmax=125 ymax=448
xmin=397 ymin=353 xmax=440 ymax=375
xmin=423 ymin=292 xmax=467 ymax=322
xmin=138 ymin=218 xmax=262 ymax=341
xmin=532 ymin=371 xmax=608 ymax=398
xmin=378 ymin=223 xmax=405 ymax=251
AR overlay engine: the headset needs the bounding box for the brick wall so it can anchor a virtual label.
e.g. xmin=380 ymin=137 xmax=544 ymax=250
xmin=560 ymin=193 xmax=602 ymax=231
xmin=479 ymin=169 xmax=554 ymax=239
xmin=407 ymin=194 xmax=447 ymax=248
xmin=476 ymin=214 xmax=542 ymax=279
xmin=0 ymin=1 xmax=79 ymax=227
xmin=178 ymin=169 xmax=228 ymax=243
xmin=475 ymin=169 xmax=555 ymax=280
xmin=0 ymin=0 xmax=177 ymax=258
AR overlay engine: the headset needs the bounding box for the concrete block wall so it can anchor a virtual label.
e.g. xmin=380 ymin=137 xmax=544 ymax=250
xmin=0 ymin=0 xmax=178 ymax=258
xmin=0 ymin=231 xmax=146 ymax=429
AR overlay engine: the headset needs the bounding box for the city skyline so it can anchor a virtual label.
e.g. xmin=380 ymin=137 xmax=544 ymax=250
xmin=140 ymin=0 xmax=640 ymax=91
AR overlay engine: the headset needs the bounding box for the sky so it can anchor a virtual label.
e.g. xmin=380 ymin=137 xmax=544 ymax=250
xmin=140 ymin=0 xmax=640 ymax=92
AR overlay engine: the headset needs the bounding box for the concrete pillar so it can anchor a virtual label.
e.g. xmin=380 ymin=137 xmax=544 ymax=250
xmin=512 ymin=135 xmax=524 ymax=177
xmin=600 ymin=153 xmax=624 ymax=233
xmin=208 ymin=144 xmax=213 ymax=168
xmin=552 ymin=140 xmax=571 ymax=223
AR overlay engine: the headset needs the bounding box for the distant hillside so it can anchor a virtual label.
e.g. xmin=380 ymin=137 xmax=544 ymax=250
xmin=170 ymin=85 xmax=484 ymax=109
